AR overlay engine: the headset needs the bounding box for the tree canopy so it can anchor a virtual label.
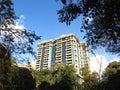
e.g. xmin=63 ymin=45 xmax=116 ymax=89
xmin=80 ymin=66 xmax=99 ymax=90
xmin=98 ymin=61 xmax=120 ymax=90
xmin=0 ymin=0 xmax=40 ymax=57
xmin=0 ymin=49 xmax=11 ymax=90
xmin=10 ymin=67 xmax=36 ymax=90
xmin=58 ymin=0 xmax=120 ymax=54
xmin=32 ymin=64 xmax=77 ymax=90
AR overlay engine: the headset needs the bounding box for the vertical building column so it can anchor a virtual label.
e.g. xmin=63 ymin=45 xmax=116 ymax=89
xmin=77 ymin=43 xmax=81 ymax=74
xmin=51 ymin=41 xmax=56 ymax=66
xmin=40 ymin=47 xmax=45 ymax=70
xmin=72 ymin=40 xmax=75 ymax=64
xmin=62 ymin=39 xmax=66 ymax=64
xmin=48 ymin=46 xmax=52 ymax=68
xmin=36 ymin=45 xmax=42 ymax=70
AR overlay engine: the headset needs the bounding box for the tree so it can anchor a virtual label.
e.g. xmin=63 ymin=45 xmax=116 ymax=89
xmin=10 ymin=67 xmax=36 ymax=90
xmin=103 ymin=61 xmax=120 ymax=79
xmin=99 ymin=61 xmax=120 ymax=90
xmin=32 ymin=68 xmax=55 ymax=89
xmin=0 ymin=44 xmax=11 ymax=90
xmin=37 ymin=81 xmax=51 ymax=90
xmin=10 ymin=56 xmax=17 ymax=66
xmin=33 ymin=64 xmax=77 ymax=90
xmin=80 ymin=66 xmax=99 ymax=90
xmin=54 ymin=64 xmax=77 ymax=90
xmin=0 ymin=0 xmax=40 ymax=58
xmin=57 ymin=0 xmax=120 ymax=54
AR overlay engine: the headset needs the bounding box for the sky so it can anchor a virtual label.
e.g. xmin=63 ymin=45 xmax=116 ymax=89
xmin=12 ymin=0 xmax=120 ymax=72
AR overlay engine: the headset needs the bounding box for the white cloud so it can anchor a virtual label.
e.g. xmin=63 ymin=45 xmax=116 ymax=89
xmin=14 ymin=15 xmax=25 ymax=29
xmin=9 ymin=15 xmax=26 ymax=30
xmin=90 ymin=55 xmax=108 ymax=73
xmin=13 ymin=22 xmax=25 ymax=30
xmin=90 ymin=55 xmax=120 ymax=73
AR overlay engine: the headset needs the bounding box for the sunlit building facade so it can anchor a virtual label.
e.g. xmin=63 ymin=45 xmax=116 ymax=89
xmin=36 ymin=34 xmax=90 ymax=74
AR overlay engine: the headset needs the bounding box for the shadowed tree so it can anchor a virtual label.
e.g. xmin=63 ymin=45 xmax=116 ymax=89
xmin=0 ymin=44 xmax=36 ymax=90
xmin=54 ymin=64 xmax=77 ymax=90
xmin=34 ymin=64 xmax=77 ymax=90
xmin=32 ymin=69 xmax=53 ymax=88
xmin=37 ymin=81 xmax=51 ymax=90
xmin=80 ymin=66 xmax=99 ymax=90
xmin=57 ymin=0 xmax=120 ymax=54
xmin=95 ymin=61 xmax=120 ymax=90
xmin=0 ymin=44 xmax=11 ymax=90
xmin=0 ymin=0 xmax=40 ymax=87
xmin=10 ymin=67 xmax=36 ymax=90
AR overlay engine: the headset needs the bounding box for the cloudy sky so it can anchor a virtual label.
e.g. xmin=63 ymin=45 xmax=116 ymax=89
xmin=12 ymin=0 xmax=120 ymax=72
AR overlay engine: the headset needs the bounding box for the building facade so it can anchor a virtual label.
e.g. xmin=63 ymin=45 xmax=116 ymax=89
xmin=36 ymin=34 xmax=90 ymax=74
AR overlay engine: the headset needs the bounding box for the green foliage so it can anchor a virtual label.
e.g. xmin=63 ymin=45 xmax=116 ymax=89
xmin=33 ymin=62 xmax=120 ymax=90
xmin=0 ymin=48 xmax=36 ymax=90
xmin=80 ymin=66 xmax=99 ymax=90
xmin=103 ymin=61 xmax=120 ymax=78
xmin=37 ymin=81 xmax=51 ymax=90
xmin=0 ymin=45 xmax=11 ymax=90
xmin=32 ymin=69 xmax=53 ymax=87
xmin=80 ymin=66 xmax=90 ymax=76
xmin=58 ymin=0 xmax=120 ymax=54
xmin=10 ymin=67 xmax=36 ymax=90
xmin=32 ymin=64 xmax=77 ymax=90
xmin=10 ymin=56 xmax=17 ymax=66
xmin=94 ymin=61 xmax=120 ymax=90
xmin=55 ymin=64 xmax=77 ymax=90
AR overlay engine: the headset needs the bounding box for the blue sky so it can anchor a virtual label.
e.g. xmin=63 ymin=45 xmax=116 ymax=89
xmin=13 ymin=0 xmax=84 ymax=41
xmin=13 ymin=0 xmax=85 ymax=48
xmin=12 ymin=0 xmax=85 ymax=54
xmin=12 ymin=0 xmax=120 ymax=67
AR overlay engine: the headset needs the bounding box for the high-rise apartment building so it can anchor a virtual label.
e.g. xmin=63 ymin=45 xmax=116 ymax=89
xmin=36 ymin=34 xmax=90 ymax=74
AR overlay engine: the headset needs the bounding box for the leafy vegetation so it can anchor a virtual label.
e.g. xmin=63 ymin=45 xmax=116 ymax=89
xmin=32 ymin=61 xmax=120 ymax=90
xmin=32 ymin=64 xmax=77 ymax=90
xmin=0 ymin=51 xmax=120 ymax=90
xmin=10 ymin=66 xmax=36 ymax=90
xmin=0 ymin=46 xmax=11 ymax=90
xmin=0 ymin=52 xmax=36 ymax=90
xmin=80 ymin=66 xmax=99 ymax=90
xmin=100 ymin=61 xmax=120 ymax=90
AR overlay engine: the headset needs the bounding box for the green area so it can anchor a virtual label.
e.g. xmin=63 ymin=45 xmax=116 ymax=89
xmin=1 ymin=52 xmax=120 ymax=90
